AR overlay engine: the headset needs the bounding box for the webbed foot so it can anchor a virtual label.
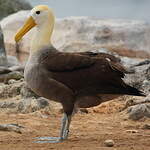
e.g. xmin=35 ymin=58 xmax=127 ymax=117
xmin=33 ymin=136 xmax=63 ymax=143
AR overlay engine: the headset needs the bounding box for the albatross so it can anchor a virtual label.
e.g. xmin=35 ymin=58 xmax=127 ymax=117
xmin=15 ymin=5 xmax=145 ymax=143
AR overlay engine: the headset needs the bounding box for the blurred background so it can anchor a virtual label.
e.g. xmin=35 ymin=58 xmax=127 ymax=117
xmin=29 ymin=0 xmax=150 ymax=21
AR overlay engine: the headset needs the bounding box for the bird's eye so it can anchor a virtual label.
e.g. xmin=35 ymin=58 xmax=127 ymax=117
xmin=36 ymin=11 xmax=41 ymax=15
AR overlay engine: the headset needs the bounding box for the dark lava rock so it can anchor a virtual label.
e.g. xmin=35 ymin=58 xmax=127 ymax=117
xmin=0 ymin=0 xmax=32 ymax=20
xmin=0 ymin=26 xmax=7 ymax=66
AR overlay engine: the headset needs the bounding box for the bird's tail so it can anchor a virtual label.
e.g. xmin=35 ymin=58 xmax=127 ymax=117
xmin=124 ymin=85 xmax=146 ymax=96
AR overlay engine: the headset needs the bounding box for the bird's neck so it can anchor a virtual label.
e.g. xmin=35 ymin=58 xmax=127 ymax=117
xmin=30 ymin=21 xmax=54 ymax=54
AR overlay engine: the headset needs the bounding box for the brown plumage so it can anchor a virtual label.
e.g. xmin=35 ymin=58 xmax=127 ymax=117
xmin=25 ymin=46 xmax=144 ymax=115
xmin=15 ymin=5 xmax=145 ymax=143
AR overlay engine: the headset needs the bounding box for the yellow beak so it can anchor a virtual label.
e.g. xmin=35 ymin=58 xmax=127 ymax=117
xmin=15 ymin=16 xmax=36 ymax=42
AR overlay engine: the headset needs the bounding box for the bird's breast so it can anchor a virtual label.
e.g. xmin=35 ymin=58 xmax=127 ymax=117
xmin=24 ymin=62 xmax=47 ymax=94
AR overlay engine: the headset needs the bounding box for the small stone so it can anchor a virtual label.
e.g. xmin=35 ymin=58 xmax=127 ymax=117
xmin=8 ymin=79 xmax=17 ymax=84
xmin=142 ymin=124 xmax=150 ymax=129
xmin=37 ymin=97 xmax=49 ymax=109
xmin=0 ymin=81 xmax=24 ymax=99
xmin=79 ymin=108 xmax=88 ymax=114
xmin=126 ymin=130 xmax=138 ymax=133
xmin=21 ymin=84 xmax=39 ymax=99
xmin=0 ymin=124 xmax=24 ymax=133
xmin=9 ymin=65 xmax=24 ymax=72
xmin=0 ymin=66 xmax=11 ymax=74
xmin=104 ymin=139 xmax=114 ymax=147
xmin=0 ymin=71 xmax=23 ymax=83
xmin=0 ymin=101 xmax=17 ymax=108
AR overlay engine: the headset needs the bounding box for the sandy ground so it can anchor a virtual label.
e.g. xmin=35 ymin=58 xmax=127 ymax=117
xmin=0 ymin=110 xmax=149 ymax=150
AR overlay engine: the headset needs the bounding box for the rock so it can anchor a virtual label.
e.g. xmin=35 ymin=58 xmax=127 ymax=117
xmin=0 ymin=0 xmax=32 ymax=20
xmin=126 ymin=130 xmax=138 ymax=133
xmin=20 ymin=83 xmax=39 ymax=99
xmin=142 ymin=124 xmax=150 ymax=129
xmin=144 ymin=94 xmax=150 ymax=103
xmin=123 ymin=60 xmax=150 ymax=94
xmin=17 ymin=97 xmax=50 ymax=113
xmin=0 ymin=81 xmax=50 ymax=113
xmin=104 ymin=139 xmax=114 ymax=147
xmin=16 ymin=83 xmax=50 ymax=113
xmin=0 ymin=11 xmax=30 ymax=62
xmin=0 ymin=123 xmax=24 ymax=133
xmin=120 ymin=57 xmax=144 ymax=68
xmin=7 ymin=55 xmax=20 ymax=67
xmin=119 ymin=93 xmax=150 ymax=119
xmin=7 ymin=79 xmax=18 ymax=84
xmin=1 ymin=13 xmax=150 ymax=62
xmin=0 ymin=71 xmax=23 ymax=83
xmin=0 ymin=81 xmax=24 ymax=98
xmin=133 ymin=60 xmax=150 ymax=67
xmin=78 ymin=108 xmax=89 ymax=114
xmin=0 ymin=25 xmax=7 ymax=66
xmin=0 ymin=100 xmax=18 ymax=108
xmin=127 ymin=103 xmax=150 ymax=120
xmin=37 ymin=97 xmax=49 ymax=109
xmin=9 ymin=65 xmax=24 ymax=72
xmin=0 ymin=66 xmax=11 ymax=74
xmin=0 ymin=54 xmax=21 ymax=77
xmin=123 ymin=95 xmax=150 ymax=110
xmin=52 ymin=17 xmax=150 ymax=54
xmin=107 ymin=46 xmax=150 ymax=59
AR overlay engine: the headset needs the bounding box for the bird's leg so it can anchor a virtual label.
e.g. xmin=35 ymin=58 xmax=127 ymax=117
xmin=33 ymin=113 xmax=70 ymax=143
xmin=34 ymin=98 xmax=74 ymax=143
xmin=59 ymin=113 xmax=68 ymax=140
xmin=62 ymin=114 xmax=72 ymax=140
xmin=61 ymin=105 xmax=78 ymax=139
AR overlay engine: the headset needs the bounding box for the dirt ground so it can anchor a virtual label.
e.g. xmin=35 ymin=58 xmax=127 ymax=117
xmin=0 ymin=109 xmax=149 ymax=150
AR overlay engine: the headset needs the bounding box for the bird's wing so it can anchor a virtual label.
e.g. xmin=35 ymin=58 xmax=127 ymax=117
xmin=75 ymin=51 xmax=121 ymax=63
xmin=76 ymin=51 xmax=127 ymax=77
xmin=41 ymin=51 xmax=96 ymax=72
xmin=40 ymin=48 xmax=126 ymax=78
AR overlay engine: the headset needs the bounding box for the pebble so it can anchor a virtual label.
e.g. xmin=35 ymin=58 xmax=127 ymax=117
xmin=126 ymin=130 xmax=138 ymax=133
xmin=0 ymin=124 xmax=24 ymax=133
xmin=8 ymin=79 xmax=17 ymax=84
xmin=104 ymin=139 xmax=115 ymax=147
xmin=142 ymin=124 xmax=150 ymax=129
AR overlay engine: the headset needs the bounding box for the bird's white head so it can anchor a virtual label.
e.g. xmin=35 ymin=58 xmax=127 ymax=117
xmin=31 ymin=5 xmax=55 ymax=27
xmin=15 ymin=5 xmax=55 ymax=52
